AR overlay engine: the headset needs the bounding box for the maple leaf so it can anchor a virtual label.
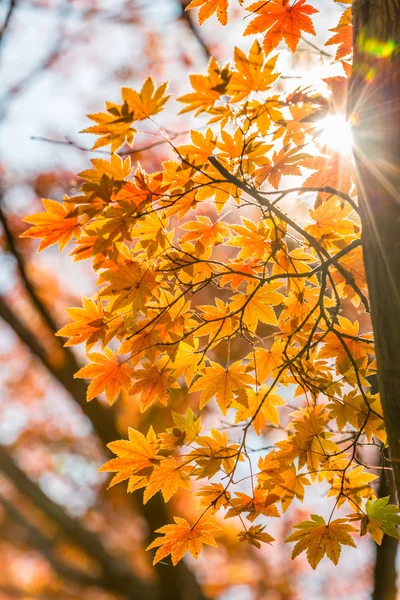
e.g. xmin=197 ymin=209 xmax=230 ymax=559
xmin=230 ymin=282 xmax=284 ymax=333
xmin=325 ymin=7 xmax=352 ymax=60
xmin=171 ymin=408 xmax=202 ymax=444
xmin=83 ymin=101 xmax=136 ymax=151
xmin=360 ymin=497 xmax=400 ymax=545
xmin=306 ymin=195 xmax=356 ymax=241
xmin=190 ymin=429 xmax=242 ymax=478
xmin=171 ymin=341 xmax=201 ymax=387
xmin=130 ymin=363 xmax=179 ymax=412
xmin=190 ymin=360 xmax=255 ymax=414
xmin=302 ymin=152 xmax=353 ymax=196
xmin=318 ymin=316 xmax=372 ymax=375
xmin=186 ymin=0 xmax=229 ymax=25
xmin=197 ymin=299 xmax=240 ymax=346
xmin=327 ymin=390 xmax=361 ymax=431
xmin=226 ymin=489 xmax=280 ymax=521
xmin=144 ymin=458 xmax=191 ymax=503
xmin=56 ymin=296 xmax=115 ymax=349
xmin=238 ymin=524 xmax=275 ymax=548
xmin=227 ymin=217 xmax=273 ymax=260
xmin=74 ymin=347 xmax=132 ymax=404
xmin=176 ymin=128 xmax=217 ymax=167
xmin=98 ymin=259 xmax=158 ymax=314
xmin=228 ymin=40 xmax=279 ymax=101
xmin=178 ymin=57 xmax=231 ymax=115
xmin=234 ymin=386 xmax=286 ymax=434
xmin=195 ymin=483 xmax=232 ymax=512
xmin=21 ymin=199 xmax=80 ymax=251
xmin=271 ymin=467 xmax=310 ymax=512
xmin=79 ymin=154 xmax=132 ymax=184
xmin=99 ymin=426 xmax=160 ymax=488
xmin=180 ymin=215 xmax=230 ymax=251
xmin=327 ymin=466 xmax=377 ymax=509
xmin=249 ymin=341 xmax=285 ymax=384
xmin=217 ymin=130 xmax=272 ymax=174
xmin=147 ymin=517 xmax=220 ymax=565
xmin=285 ymin=515 xmax=357 ymax=569
xmin=256 ymin=147 xmax=310 ymax=189
xmin=244 ymin=0 xmax=318 ymax=54
xmin=122 ymin=77 xmax=170 ymax=120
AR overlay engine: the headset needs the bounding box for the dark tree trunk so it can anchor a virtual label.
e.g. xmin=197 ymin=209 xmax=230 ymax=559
xmin=372 ymin=449 xmax=398 ymax=600
xmin=349 ymin=0 xmax=400 ymax=500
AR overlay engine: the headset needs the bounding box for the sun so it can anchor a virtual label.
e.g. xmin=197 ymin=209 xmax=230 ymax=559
xmin=316 ymin=114 xmax=354 ymax=154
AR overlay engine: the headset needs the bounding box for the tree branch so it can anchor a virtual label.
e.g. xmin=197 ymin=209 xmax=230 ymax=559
xmin=0 ymin=446 xmax=153 ymax=598
xmin=208 ymin=156 xmax=369 ymax=311
xmin=179 ymin=1 xmax=213 ymax=60
xmin=0 ymin=0 xmax=16 ymax=44
xmin=0 ymin=494 xmax=114 ymax=591
xmin=0 ymin=198 xmax=60 ymax=335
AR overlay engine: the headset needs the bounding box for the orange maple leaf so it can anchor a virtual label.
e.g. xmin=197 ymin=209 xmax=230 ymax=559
xmin=325 ymin=7 xmax=352 ymax=60
xmin=74 ymin=347 xmax=131 ymax=404
xmin=56 ymin=296 xmax=105 ymax=349
xmin=147 ymin=517 xmax=220 ymax=565
xmin=186 ymin=0 xmax=229 ymax=25
xmin=244 ymin=0 xmax=318 ymax=54
xmin=21 ymin=199 xmax=79 ymax=251
xmin=130 ymin=363 xmax=178 ymax=412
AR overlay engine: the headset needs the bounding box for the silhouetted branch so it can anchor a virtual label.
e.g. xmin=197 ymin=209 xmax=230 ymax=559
xmin=0 ymin=0 xmax=16 ymax=44
xmin=208 ymin=155 xmax=369 ymax=312
xmin=179 ymin=1 xmax=212 ymax=60
xmin=30 ymin=130 xmax=190 ymax=157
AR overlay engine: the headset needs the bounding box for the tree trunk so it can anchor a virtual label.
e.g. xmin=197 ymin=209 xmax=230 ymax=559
xmin=372 ymin=449 xmax=398 ymax=600
xmin=349 ymin=0 xmax=400 ymax=500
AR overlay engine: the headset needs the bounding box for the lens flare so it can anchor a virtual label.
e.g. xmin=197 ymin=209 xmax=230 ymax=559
xmin=316 ymin=114 xmax=354 ymax=154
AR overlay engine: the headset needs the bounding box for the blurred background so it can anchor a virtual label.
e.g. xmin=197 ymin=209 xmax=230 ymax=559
xmin=0 ymin=1 xmax=397 ymax=598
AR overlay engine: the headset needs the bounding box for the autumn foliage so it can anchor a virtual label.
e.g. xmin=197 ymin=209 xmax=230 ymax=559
xmin=21 ymin=0 xmax=400 ymax=572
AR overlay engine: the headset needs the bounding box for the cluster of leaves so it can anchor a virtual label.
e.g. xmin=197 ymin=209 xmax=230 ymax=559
xmin=22 ymin=0 xmax=400 ymax=570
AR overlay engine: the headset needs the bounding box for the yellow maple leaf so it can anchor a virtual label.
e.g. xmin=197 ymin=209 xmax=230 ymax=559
xmin=327 ymin=466 xmax=377 ymax=508
xmin=178 ymin=57 xmax=231 ymax=115
xmin=144 ymin=458 xmax=191 ymax=503
xmin=306 ymin=195 xmax=356 ymax=240
xmin=191 ymin=360 xmax=255 ymax=414
xmin=230 ymin=282 xmax=284 ymax=333
xmin=99 ymin=426 xmax=160 ymax=488
xmin=285 ymin=515 xmax=357 ymax=569
xmin=238 ymin=524 xmax=275 ymax=548
xmin=228 ymin=40 xmax=279 ymax=101
xmin=121 ymin=77 xmax=170 ymax=120
xmin=195 ymin=483 xmax=231 ymax=512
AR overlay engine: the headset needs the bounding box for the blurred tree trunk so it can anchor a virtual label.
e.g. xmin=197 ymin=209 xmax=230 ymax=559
xmin=349 ymin=0 xmax=400 ymax=499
